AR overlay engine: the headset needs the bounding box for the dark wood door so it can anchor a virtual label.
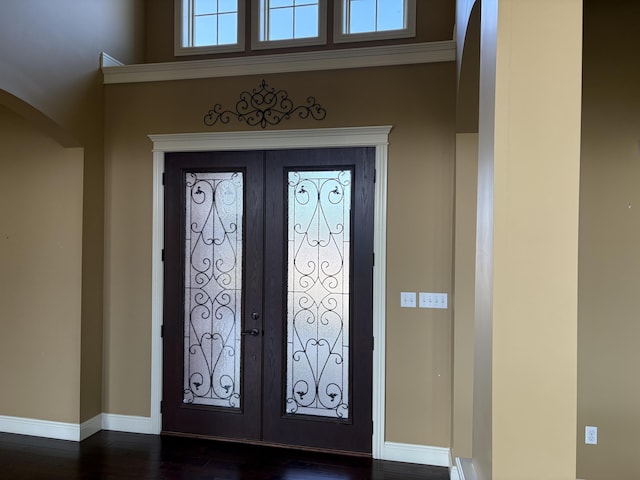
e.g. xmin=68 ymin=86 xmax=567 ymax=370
xmin=163 ymin=150 xmax=264 ymax=441
xmin=163 ymin=148 xmax=374 ymax=454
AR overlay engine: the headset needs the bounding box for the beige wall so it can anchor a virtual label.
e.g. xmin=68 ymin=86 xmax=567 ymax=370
xmin=104 ymin=64 xmax=457 ymax=446
xmin=577 ymin=2 xmax=640 ymax=479
xmin=452 ymin=133 xmax=478 ymax=459
xmin=472 ymin=0 xmax=497 ymax=476
xmin=0 ymin=0 xmax=145 ymax=423
xmin=470 ymin=0 xmax=582 ymax=478
xmin=0 ymin=106 xmax=84 ymax=423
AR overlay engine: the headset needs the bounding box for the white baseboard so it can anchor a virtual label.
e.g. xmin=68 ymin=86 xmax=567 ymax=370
xmin=0 ymin=413 xmax=457 ymax=472
xmin=80 ymin=414 xmax=103 ymax=440
xmin=450 ymin=465 xmax=461 ymax=480
xmin=0 ymin=414 xmax=82 ymax=441
xmin=457 ymin=457 xmax=477 ymax=480
xmin=101 ymin=413 xmax=154 ymax=434
xmin=0 ymin=413 xmax=154 ymax=441
xmin=381 ymin=441 xmax=451 ymax=467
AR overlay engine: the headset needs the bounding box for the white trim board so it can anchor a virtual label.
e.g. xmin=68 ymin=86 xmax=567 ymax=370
xmin=149 ymin=127 xmax=390 ymax=458
xmin=0 ymin=413 xmax=455 ymax=469
xmin=381 ymin=442 xmax=451 ymax=467
xmin=0 ymin=414 xmax=102 ymax=442
xmin=456 ymin=457 xmax=476 ymax=480
xmin=450 ymin=465 xmax=461 ymax=480
xmin=80 ymin=414 xmax=103 ymax=440
xmin=102 ymin=41 xmax=455 ymax=84
xmin=101 ymin=414 xmax=155 ymax=435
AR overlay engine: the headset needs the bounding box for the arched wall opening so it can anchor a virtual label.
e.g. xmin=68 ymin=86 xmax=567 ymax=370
xmin=452 ymin=0 xmax=480 ymax=463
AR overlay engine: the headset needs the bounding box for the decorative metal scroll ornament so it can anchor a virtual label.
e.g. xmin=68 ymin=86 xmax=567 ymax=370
xmin=204 ymin=79 xmax=327 ymax=129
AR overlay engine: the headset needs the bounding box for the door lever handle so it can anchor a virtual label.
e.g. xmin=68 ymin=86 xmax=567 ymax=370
xmin=241 ymin=328 xmax=260 ymax=336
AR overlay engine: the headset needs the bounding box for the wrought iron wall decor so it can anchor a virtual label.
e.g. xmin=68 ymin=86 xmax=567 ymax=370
xmin=204 ymin=80 xmax=327 ymax=129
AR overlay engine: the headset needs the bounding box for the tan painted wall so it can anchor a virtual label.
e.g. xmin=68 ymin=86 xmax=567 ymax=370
xmin=104 ymin=64 xmax=456 ymax=446
xmin=473 ymin=1 xmax=582 ymax=478
xmin=144 ymin=0 xmax=455 ymax=63
xmin=452 ymin=133 xmax=478 ymax=459
xmin=577 ymin=2 xmax=640 ymax=479
xmin=473 ymin=0 xmax=498 ymax=476
xmin=0 ymin=0 xmax=145 ymax=423
xmin=0 ymin=106 xmax=84 ymax=423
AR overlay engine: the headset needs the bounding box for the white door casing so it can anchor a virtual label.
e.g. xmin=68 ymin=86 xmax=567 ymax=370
xmin=149 ymin=126 xmax=390 ymax=458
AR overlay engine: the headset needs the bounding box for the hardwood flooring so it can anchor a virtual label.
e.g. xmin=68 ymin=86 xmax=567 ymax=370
xmin=0 ymin=431 xmax=450 ymax=479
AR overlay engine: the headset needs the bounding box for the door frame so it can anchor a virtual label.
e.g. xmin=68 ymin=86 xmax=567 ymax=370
xmin=148 ymin=126 xmax=391 ymax=459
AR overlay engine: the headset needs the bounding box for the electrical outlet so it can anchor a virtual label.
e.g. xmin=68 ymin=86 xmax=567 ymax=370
xmin=585 ymin=426 xmax=598 ymax=445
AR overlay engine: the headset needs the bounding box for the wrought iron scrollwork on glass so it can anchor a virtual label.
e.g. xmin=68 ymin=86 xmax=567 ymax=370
xmin=286 ymin=170 xmax=352 ymax=419
xmin=204 ymin=79 xmax=327 ymax=129
xmin=183 ymin=171 xmax=243 ymax=409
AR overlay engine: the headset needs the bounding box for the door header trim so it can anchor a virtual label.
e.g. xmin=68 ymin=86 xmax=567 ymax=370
xmin=149 ymin=126 xmax=392 ymax=152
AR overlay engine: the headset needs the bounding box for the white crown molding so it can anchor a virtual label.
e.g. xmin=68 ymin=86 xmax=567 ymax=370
xmin=102 ymin=40 xmax=455 ymax=84
xmin=100 ymin=52 xmax=124 ymax=68
xmin=148 ymin=126 xmax=392 ymax=152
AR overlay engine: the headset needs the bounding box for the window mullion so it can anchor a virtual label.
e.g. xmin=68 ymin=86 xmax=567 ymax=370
xmin=292 ymin=4 xmax=297 ymax=38
xmin=265 ymin=0 xmax=271 ymax=41
xmin=375 ymin=0 xmax=379 ymax=32
xmin=189 ymin=0 xmax=195 ymax=47
xmin=346 ymin=1 xmax=351 ymax=34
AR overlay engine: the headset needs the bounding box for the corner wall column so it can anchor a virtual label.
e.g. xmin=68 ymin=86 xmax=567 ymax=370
xmin=473 ymin=1 xmax=583 ymax=478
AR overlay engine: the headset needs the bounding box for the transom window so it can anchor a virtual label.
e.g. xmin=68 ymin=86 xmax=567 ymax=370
xmin=261 ymin=0 xmax=319 ymax=41
xmin=335 ymin=0 xmax=415 ymax=43
xmin=175 ymin=0 xmax=414 ymax=55
xmin=252 ymin=0 xmax=327 ymax=49
xmin=176 ymin=0 xmax=245 ymax=54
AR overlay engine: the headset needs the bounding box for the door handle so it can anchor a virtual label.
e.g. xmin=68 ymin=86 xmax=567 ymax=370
xmin=241 ymin=328 xmax=260 ymax=336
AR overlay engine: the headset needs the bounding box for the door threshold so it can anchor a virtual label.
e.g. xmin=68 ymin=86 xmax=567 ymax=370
xmin=160 ymin=430 xmax=372 ymax=458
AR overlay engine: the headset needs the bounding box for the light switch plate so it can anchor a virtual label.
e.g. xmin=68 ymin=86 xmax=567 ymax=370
xmin=419 ymin=292 xmax=448 ymax=309
xmin=400 ymin=292 xmax=416 ymax=308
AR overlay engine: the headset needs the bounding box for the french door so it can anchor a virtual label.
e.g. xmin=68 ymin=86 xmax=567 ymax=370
xmin=162 ymin=148 xmax=374 ymax=454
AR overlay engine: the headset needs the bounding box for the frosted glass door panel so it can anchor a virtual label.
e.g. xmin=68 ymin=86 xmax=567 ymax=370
xmin=183 ymin=171 xmax=243 ymax=408
xmin=286 ymin=170 xmax=352 ymax=419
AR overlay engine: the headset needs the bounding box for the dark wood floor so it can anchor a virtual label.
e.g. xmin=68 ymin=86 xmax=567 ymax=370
xmin=0 ymin=430 xmax=450 ymax=479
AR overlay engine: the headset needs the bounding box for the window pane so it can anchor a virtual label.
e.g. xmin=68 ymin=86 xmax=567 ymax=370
xmin=261 ymin=0 xmax=319 ymax=42
xmin=271 ymin=0 xmax=294 ymax=7
xmin=194 ymin=15 xmax=218 ymax=46
xmin=377 ymin=0 xmax=404 ymax=31
xmin=194 ymin=0 xmax=217 ymax=15
xmin=218 ymin=0 xmax=237 ymax=13
xmin=269 ymin=8 xmax=294 ymax=40
xmin=286 ymin=170 xmax=351 ymax=419
xmin=218 ymin=12 xmax=237 ymax=44
xmin=294 ymin=5 xmax=318 ymax=38
xmin=183 ymin=172 xmax=244 ymax=409
xmin=349 ymin=0 xmax=375 ymax=34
